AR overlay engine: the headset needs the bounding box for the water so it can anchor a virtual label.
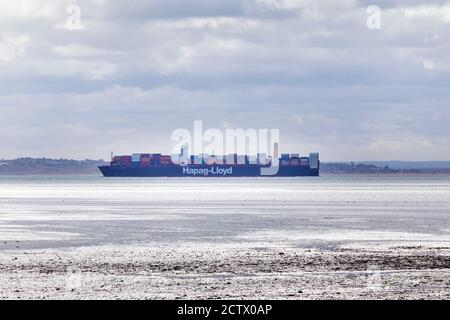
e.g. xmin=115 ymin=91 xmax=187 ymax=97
xmin=0 ymin=174 xmax=449 ymax=250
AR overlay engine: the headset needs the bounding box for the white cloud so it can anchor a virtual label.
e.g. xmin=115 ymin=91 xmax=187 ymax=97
xmin=52 ymin=44 xmax=121 ymax=57
xmin=403 ymin=4 xmax=450 ymax=23
xmin=29 ymin=59 xmax=117 ymax=80
xmin=423 ymin=59 xmax=436 ymax=70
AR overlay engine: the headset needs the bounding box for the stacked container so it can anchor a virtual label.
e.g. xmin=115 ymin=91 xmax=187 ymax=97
xmin=140 ymin=154 xmax=151 ymax=167
xmin=226 ymin=154 xmax=235 ymax=165
xmin=132 ymin=154 xmax=141 ymax=167
xmin=300 ymin=157 xmax=309 ymax=166
xmin=236 ymin=155 xmax=246 ymax=165
xmin=290 ymin=153 xmax=300 ymax=166
xmin=193 ymin=155 xmax=202 ymax=164
xmin=132 ymin=153 xmax=141 ymax=162
xmin=309 ymin=153 xmax=319 ymax=169
xmin=112 ymin=156 xmax=132 ymax=167
xmin=205 ymin=156 xmax=216 ymax=165
xmin=257 ymin=153 xmax=267 ymax=165
xmin=152 ymin=154 xmax=161 ymax=166
xmin=160 ymin=155 xmax=172 ymax=166
xmin=248 ymin=155 xmax=258 ymax=165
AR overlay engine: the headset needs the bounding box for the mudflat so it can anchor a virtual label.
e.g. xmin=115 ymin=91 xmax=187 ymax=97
xmin=1 ymin=244 xmax=449 ymax=299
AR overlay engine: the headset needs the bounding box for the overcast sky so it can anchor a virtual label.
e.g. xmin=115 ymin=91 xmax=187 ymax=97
xmin=1 ymin=0 xmax=449 ymax=160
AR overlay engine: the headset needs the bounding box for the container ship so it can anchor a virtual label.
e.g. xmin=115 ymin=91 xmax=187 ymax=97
xmin=98 ymin=148 xmax=319 ymax=177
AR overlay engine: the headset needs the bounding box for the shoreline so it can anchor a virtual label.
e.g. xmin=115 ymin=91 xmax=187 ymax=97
xmin=1 ymin=244 xmax=449 ymax=300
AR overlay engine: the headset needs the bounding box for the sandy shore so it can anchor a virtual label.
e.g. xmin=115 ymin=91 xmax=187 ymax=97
xmin=1 ymin=244 xmax=449 ymax=299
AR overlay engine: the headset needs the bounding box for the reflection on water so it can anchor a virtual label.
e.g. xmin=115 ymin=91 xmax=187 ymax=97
xmin=0 ymin=175 xmax=449 ymax=249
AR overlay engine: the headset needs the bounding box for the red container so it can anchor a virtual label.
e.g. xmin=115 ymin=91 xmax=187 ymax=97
xmin=141 ymin=157 xmax=151 ymax=167
xmin=113 ymin=155 xmax=132 ymax=167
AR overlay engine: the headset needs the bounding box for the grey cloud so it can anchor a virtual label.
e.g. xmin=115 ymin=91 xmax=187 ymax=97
xmin=0 ymin=0 xmax=449 ymax=160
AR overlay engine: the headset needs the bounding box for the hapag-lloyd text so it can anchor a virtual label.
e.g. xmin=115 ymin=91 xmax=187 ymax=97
xmin=182 ymin=166 xmax=233 ymax=176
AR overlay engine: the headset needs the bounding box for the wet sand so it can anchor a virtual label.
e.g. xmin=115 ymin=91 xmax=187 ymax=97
xmin=1 ymin=244 xmax=449 ymax=299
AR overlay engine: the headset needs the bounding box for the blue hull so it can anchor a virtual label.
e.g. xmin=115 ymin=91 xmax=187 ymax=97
xmin=98 ymin=165 xmax=319 ymax=177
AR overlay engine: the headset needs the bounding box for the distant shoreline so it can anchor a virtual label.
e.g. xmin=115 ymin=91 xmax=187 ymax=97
xmin=1 ymin=158 xmax=450 ymax=175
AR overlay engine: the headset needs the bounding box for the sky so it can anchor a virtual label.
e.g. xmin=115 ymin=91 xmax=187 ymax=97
xmin=0 ymin=0 xmax=449 ymax=161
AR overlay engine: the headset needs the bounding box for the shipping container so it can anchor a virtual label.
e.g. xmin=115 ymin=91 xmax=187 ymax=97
xmin=226 ymin=154 xmax=235 ymax=165
xmin=112 ymin=156 xmax=132 ymax=167
xmin=179 ymin=155 xmax=190 ymax=165
xmin=280 ymin=159 xmax=290 ymax=166
xmin=290 ymin=154 xmax=300 ymax=159
xmin=257 ymin=153 xmax=268 ymax=165
xmin=309 ymin=153 xmax=319 ymax=169
xmin=140 ymin=157 xmax=151 ymax=167
xmin=132 ymin=161 xmax=140 ymax=168
xmin=200 ymin=154 xmax=209 ymax=164
xmin=170 ymin=154 xmax=180 ymax=164
xmin=236 ymin=155 xmax=246 ymax=165
xmin=281 ymin=153 xmax=289 ymax=160
xmin=132 ymin=153 xmax=141 ymax=162
xmin=193 ymin=156 xmax=202 ymax=164
xmin=205 ymin=156 xmax=216 ymax=165
xmin=300 ymin=157 xmax=309 ymax=166
xmin=206 ymin=155 xmax=223 ymax=165
xmin=248 ymin=155 xmax=258 ymax=165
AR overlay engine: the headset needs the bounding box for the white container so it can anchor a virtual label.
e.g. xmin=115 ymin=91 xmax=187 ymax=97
xmin=226 ymin=155 xmax=235 ymax=165
xmin=309 ymin=153 xmax=319 ymax=169
xmin=248 ymin=155 xmax=258 ymax=164
xmin=258 ymin=154 xmax=268 ymax=165
xmin=132 ymin=153 xmax=141 ymax=162
xmin=236 ymin=155 xmax=246 ymax=165
xmin=193 ymin=156 xmax=202 ymax=164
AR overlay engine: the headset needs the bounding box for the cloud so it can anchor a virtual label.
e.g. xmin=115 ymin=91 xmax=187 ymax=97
xmin=0 ymin=34 xmax=29 ymax=61
xmin=0 ymin=0 xmax=449 ymax=160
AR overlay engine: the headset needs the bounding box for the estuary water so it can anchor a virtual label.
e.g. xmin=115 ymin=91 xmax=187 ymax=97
xmin=0 ymin=174 xmax=449 ymax=250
